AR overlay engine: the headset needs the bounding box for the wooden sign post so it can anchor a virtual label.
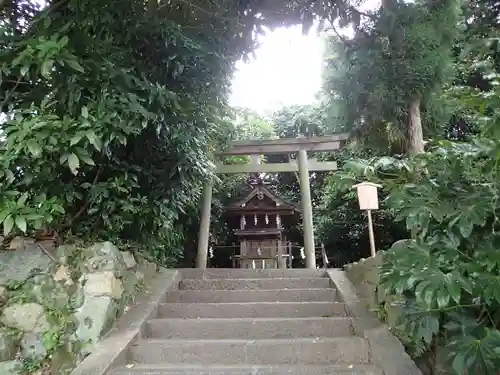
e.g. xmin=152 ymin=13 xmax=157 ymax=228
xmin=352 ymin=182 xmax=382 ymax=257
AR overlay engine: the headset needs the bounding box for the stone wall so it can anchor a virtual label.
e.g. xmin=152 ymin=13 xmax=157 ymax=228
xmin=344 ymin=252 xmax=384 ymax=311
xmin=343 ymin=251 xmax=403 ymax=326
xmin=344 ymin=248 xmax=451 ymax=375
xmin=0 ymin=240 xmax=159 ymax=375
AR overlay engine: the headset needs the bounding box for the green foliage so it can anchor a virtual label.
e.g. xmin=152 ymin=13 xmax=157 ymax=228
xmin=328 ymin=75 xmax=500 ymax=372
xmin=321 ymin=0 xmax=461 ymax=154
xmin=315 ymin=0 xmax=500 ymax=372
xmin=269 ymin=103 xmax=336 ymax=203
xmin=0 ymin=0 xmax=370 ymax=265
xmin=273 ymin=103 xmax=330 ymax=138
xmin=316 ymin=148 xmax=409 ymax=265
xmin=378 ymin=141 xmax=500 ymax=373
xmin=0 ymin=0 xmax=239 ymax=262
xmin=230 ymin=107 xmax=276 ymax=141
xmin=209 ymin=102 xmax=349 ymax=264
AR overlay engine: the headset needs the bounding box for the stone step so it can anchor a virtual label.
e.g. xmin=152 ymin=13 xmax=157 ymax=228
xmin=179 ymin=277 xmax=331 ymax=290
xmin=111 ymin=364 xmax=383 ymax=375
xmin=181 ymin=269 xmax=328 ymax=279
xmin=145 ymin=317 xmax=353 ymax=339
xmin=129 ymin=337 xmax=370 ymax=365
xmin=164 ymin=288 xmax=338 ymax=303
xmin=157 ymin=302 xmax=347 ymax=319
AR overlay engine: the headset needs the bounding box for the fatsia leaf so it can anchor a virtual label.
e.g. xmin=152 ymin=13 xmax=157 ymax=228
xmin=436 ymin=287 xmax=450 ymax=309
xmin=457 ymin=215 xmax=473 ymax=238
xmin=475 ymin=273 xmax=500 ymax=305
xmin=446 ymin=273 xmax=462 ymax=304
xmin=448 ymin=329 xmax=500 ymax=375
xmin=397 ymin=300 xmax=440 ymax=346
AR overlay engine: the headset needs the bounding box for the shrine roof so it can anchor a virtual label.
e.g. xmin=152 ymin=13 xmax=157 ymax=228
xmin=224 ymin=184 xmax=301 ymax=214
xmin=233 ymin=228 xmax=283 ymax=236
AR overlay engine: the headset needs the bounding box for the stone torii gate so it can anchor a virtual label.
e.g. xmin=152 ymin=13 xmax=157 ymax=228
xmin=196 ymin=134 xmax=349 ymax=269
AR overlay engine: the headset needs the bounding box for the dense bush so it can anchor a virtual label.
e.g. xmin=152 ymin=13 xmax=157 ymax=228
xmin=321 ymin=80 xmax=500 ymax=372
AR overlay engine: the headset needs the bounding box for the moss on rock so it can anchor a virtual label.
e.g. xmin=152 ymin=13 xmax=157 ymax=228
xmin=0 ymin=240 xmax=157 ymax=374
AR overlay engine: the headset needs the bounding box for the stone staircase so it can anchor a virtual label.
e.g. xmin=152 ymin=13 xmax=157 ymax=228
xmin=109 ymin=269 xmax=385 ymax=375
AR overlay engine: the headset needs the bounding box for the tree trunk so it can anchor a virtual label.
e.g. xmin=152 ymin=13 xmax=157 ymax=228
xmin=407 ymin=96 xmax=425 ymax=156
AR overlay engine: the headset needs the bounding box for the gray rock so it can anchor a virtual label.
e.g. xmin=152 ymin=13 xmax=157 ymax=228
xmin=23 ymin=273 xmax=73 ymax=311
xmin=0 ymin=286 xmax=8 ymax=306
xmin=70 ymin=283 xmax=85 ymax=309
xmin=71 ymin=284 xmax=85 ymax=309
xmin=83 ymin=272 xmax=124 ymax=300
xmin=121 ymin=251 xmax=137 ymax=269
xmin=135 ymin=270 xmax=145 ymax=284
xmin=0 ymin=328 xmax=18 ymax=361
xmin=0 ymin=360 xmax=21 ymax=374
xmin=137 ymin=257 xmax=158 ymax=279
xmin=119 ymin=271 xmax=139 ymax=312
xmin=0 ymin=243 xmax=53 ymax=284
xmin=50 ymin=347 xmax=77 ymax=375
xmin=53 ymin=265 xmax=73 ymax=285
xmin=84 ymin=242 xmax=127 ymax=278
xmin=55 ymin=244 xmax=78 ymax=266
xmin=376 ymin=281 xmax=387 ymax=304
xmin=85 ymin=256 xmax=125 ymax=277
xmin=74 ymin=296 xmax=118 ymax=355
xmin=89 ymin=242 xmax=121 ymax=259
xmin=21 ymin=332 xmax=46 ymax=360
xmin=390 ymin=239 xmax=415 ymax=251
xmin=28 ymin=275 xmax=70 ymax=310
xmin=8 ymin=236 xmax=34 ymax=251
xmin=1 ymin=303 xmax=50 ymax=333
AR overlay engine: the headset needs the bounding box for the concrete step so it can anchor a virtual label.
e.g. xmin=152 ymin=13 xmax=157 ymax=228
xmin=129 ymin=337 xmax=370 ymax=365
xmin=145 ymin=317 xmax=353 ymax=339
xmin=179 ymin=278 xmax=331 ymax=290
xmin=157 ymin=302 xmax=347 ymax=319
xmin=181 ymin=269 xmax=328 ymax=279
xmin=111 ymin=364 xmax=383 ymax=375
xmin=164 ymin=288 xmax=338 ymax=303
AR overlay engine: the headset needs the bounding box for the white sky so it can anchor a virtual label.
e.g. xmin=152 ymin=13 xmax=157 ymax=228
xmin=230 ymin=1 xmax=380 ymax=114
xmin=229 ymin=25 xmax=325 ymax=114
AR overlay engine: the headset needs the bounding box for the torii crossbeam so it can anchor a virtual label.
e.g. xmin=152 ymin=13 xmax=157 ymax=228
xmin=196 ymin=134 xmax=349 ymax=269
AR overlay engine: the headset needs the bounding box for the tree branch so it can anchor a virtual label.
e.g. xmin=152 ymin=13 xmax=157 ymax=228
xmin=326 ymin=23 xmax=352 ymax=47
xmin=60 ymin=166 xmax=103 ymax=230
xmin=350 ymin=7 xmax=377 ymax=21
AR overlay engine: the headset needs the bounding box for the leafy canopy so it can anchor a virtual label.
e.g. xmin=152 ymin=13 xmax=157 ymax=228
xmin=324 ymin=77 xmax=500 ymax=372
xmin=322 ymin=0 xmax=461 ymax=153
xmin=1 ymin=0 xmax=372 ymax=263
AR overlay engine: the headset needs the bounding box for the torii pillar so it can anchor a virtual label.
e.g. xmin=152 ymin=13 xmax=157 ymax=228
xmin=297 ymin=142 xmax=316 ymax=269
xmin=195 ymin=178 xmax=213 ymax=268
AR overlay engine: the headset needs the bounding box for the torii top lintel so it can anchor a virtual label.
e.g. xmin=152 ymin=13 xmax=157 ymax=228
xmin=217 ymin=134 xmax=350 ymax=156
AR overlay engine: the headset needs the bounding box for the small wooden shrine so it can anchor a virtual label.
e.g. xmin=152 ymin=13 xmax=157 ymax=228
xmin=224 ymin=177 xmax=300 ymax=269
